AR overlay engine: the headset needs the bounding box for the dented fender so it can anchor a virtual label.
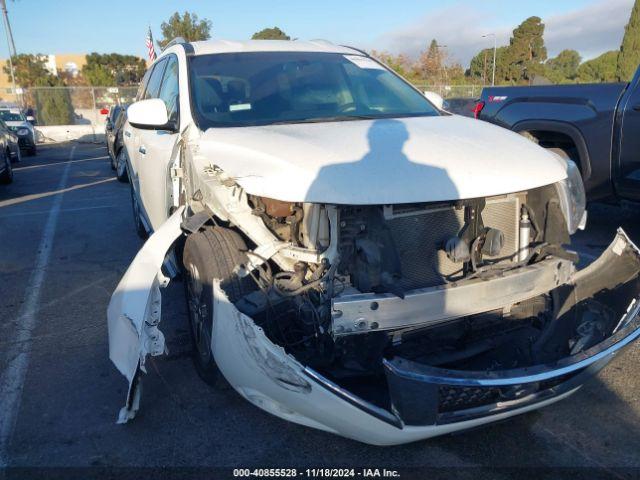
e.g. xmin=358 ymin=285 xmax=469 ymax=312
xmin=107 ymin=206 xmax=185 ymax=423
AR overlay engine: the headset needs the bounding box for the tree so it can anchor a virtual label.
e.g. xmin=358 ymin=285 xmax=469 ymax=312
xmin=546 ymin=49 xmax=581 ymax=83
xmin=82 ymin=53 xmax=146 ymax=86
xmin=578 ymin=51 xmax=619 ymax=83
xmin=158 ymin=11 xmax=212 ymax=48
xmin=370 ymin=50 xmax=417 ymax=82
xmin=3 ymin=54 xmax=53 ymax=87
xmin=252 ymin=27 xmax=290 ymax=40
xmin=415 ymin=39 xmax=443 ymax=83
xmin=504 ymin=16 xmax=547 ymax=83
xmin=617 ymin=0 xmax=640 ymax=81
xmin=468 ymin=46 xmax=509 ymax=84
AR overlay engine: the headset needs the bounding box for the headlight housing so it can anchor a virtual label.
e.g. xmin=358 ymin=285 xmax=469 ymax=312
xmin=555 ymin=157 xmax=586 ymax=234
xmin=17 ymin=128 xmax=29 ymax=136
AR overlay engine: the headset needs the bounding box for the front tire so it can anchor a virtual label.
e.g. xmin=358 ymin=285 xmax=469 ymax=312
xmin=115 ymin=149 xmax=129 ymax=183
xmin=182 ymin=227 xmax=255 ymax=386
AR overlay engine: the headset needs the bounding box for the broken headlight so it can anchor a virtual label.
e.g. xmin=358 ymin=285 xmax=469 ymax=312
xmin=555 ymin=158 xmax=586 ymax=235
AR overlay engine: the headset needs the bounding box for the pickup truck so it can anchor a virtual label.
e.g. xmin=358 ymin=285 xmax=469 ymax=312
xmin=476 ymin=65 xmax=640 ymax=201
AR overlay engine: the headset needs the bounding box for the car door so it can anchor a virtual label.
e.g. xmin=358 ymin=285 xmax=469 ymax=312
xmin=125 ymin=60 xmax=165 ymax=222
xmin=616 ymin=71 xmax=640 ymax=198
xmin=135 ymin=54 xmax=181 ymax=231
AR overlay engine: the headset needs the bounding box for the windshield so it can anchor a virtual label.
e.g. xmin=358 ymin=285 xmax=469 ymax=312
xmin=188 ymin=51 xmax=440 ymax=128
xmin=0 ymin=110 xmax=25 ymax=122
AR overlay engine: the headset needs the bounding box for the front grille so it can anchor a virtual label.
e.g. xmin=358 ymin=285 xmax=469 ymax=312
xmin=438 ymin=385 xmax=502 ymax=412
xmin=385 ymin=196 xmax=520 ymax=290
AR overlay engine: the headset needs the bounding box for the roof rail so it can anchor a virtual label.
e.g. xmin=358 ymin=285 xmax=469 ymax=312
xmin=340 ymin=44 xmax=369 ymax=57
xmin=162 ymin=37 xmax=187 ymax=52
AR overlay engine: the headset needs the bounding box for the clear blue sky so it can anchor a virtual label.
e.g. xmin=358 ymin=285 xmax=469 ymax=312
xmin=3 ymin=0 xmax=631 ymax=65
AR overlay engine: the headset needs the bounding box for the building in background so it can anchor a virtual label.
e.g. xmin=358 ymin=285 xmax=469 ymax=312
xmin=0 ymin=53 xmax=88 ymax=102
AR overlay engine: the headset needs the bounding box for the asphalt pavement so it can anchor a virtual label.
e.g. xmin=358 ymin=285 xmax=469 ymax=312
xmin=0 ymin=143 xmax=639 ymax=479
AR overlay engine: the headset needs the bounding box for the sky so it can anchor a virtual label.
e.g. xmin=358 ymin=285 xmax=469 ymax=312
xmin=2 ymin=0 xmax=635 ymax=66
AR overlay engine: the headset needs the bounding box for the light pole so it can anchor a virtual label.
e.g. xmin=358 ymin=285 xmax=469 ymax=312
xmin=482 ymin=33 xmax=497 ymax=86
xmin=0 ymin=0 xmax=18 ymax=104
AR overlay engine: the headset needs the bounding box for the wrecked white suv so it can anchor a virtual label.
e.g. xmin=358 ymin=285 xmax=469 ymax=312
xmin=109 ymin=39 xmax=640 ymax=446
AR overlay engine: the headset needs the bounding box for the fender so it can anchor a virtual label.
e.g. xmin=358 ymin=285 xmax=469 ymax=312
xmin=511 ymin=120 xmax=592 ymax=182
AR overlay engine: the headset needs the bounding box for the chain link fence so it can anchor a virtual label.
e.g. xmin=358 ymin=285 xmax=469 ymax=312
xmin=3 ymin=86 xmax=138 ymax=127
xmin=3 ymin=84 xmax=487 ymax=126
xmin=415 ymin=84 xmax=485 ymax=99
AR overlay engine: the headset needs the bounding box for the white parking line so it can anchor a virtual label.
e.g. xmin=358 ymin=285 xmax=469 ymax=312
xmin=0 ymin=145 xmax=75 ymax=467
xmin=0 ymin=204 xmax=127 ymax=219
xmin=12 ymin=155 xmax=109 ymax=171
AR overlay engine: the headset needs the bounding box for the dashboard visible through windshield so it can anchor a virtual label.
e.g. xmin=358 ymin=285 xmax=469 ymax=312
xmin=188 ymin=51 xmax=440 ymax=128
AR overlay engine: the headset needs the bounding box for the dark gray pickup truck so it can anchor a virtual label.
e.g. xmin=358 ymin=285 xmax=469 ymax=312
xmin=476 ymin=66 xmax=640 ymax=201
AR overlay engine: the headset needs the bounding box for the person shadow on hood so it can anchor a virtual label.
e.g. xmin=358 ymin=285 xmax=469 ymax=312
xmin=304 ymin=118 xmax=464 ymax=291
xmin=304 ymin=118 xmax=459 ymax=204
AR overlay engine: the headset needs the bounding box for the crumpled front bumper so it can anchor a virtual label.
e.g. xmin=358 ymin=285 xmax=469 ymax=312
xmin=108 ymin=220 xmax=640 ymax=445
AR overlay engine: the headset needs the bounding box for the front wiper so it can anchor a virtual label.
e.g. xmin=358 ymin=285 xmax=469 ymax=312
xmin=268 ymin=115 xmax=379 ymax=125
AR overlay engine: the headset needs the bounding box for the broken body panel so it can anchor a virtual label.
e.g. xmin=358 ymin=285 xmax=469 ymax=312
xmin=108 ymin=215 xmax=640 ymax=444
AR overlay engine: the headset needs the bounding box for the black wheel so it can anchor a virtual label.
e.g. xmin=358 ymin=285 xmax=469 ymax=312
xmin=130 ymin=182 xmax=148 ymax=239
xmin=0 ymin=149 xmax=13 ymax=184
xmin=115 ymin=149 xmax=129 ymax=183
xmin=182 ymin=227 xmax=255 ymax=386
xmin=25 ymin=145 xmax=36 ymax=156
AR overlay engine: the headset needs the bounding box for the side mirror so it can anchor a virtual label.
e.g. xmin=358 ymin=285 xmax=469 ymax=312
xmin=127 ymin=98 xmax=175 ymax=131
xmin=26 ymin=115 xmax=35 ymax=124
xmin=423 ymin=91 xmax=445 ymax=110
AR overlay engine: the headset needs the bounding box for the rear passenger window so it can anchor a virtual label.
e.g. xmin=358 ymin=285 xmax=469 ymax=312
xmin=136 ymin=68 xmax=153 ymax=101
xmin=157 ymin=55 xmax=179 ymax=123
xmin=144 ymin=59 xmax=167 ymax=100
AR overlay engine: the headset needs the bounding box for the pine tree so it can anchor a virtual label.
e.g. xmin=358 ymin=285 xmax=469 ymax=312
xmin=505 ymin=16 xmax=547 ymax=83
xmin=617 ymin=0 xmax=640 ymax=81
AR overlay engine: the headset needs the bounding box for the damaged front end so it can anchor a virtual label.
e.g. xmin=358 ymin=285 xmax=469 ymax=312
xmin=108 ymin=179 xmax=640 ymax=444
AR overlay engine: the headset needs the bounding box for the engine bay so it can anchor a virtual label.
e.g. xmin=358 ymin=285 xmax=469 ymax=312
xmin=211 ymin=182 xmax=602 ymax=386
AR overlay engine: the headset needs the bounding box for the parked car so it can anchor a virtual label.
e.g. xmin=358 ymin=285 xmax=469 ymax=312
xmin=108 ymin=39 xmax=640 ymax=446
xmin=105 ymin=104 xmax=129 ymax=182
xmin=476 ymin=65 xmax=640 ymax=201
xmin=0 ymin=107 xmax=36 ymax=156
xmin=0 ymin=118 xmax=19 ymax=183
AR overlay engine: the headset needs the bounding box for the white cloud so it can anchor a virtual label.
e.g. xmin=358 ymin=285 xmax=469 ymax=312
xmin=545 ymin=0 xmax=632 ymax=60
xmin=375 ymin=0 xmax=633 ymax=66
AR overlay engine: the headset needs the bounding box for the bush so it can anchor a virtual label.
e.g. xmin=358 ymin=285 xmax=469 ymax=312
xmin=34 ymin=88 xmax=74 ymax=126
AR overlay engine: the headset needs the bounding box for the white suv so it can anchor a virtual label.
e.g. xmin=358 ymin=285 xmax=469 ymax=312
xmin=110 ymin=39 xmax=640 ymax=445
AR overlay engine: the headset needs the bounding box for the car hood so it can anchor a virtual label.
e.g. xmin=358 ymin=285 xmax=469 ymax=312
xmin=196 ymin=115 xmax=568 ymax=204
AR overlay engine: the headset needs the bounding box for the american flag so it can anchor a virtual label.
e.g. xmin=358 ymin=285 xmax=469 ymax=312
xmin=146 ymin=27 xmax=157 ymax=62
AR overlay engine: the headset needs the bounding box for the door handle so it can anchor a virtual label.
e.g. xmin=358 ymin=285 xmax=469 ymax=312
xmin=124 ymin=130 xmax=131 ymax=138
xmin=139 ymin=146 xmax=146 ymax=155
xmin=633 ymin=104 xmax=640 ymax=111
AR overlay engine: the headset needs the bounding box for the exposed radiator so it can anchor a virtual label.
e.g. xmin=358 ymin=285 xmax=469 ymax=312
xmin=384 ymin=196 xmax=520 ymax=290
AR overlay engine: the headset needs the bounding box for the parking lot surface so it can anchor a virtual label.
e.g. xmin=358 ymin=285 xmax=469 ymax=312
xmin=1 ymin=143 xmax=640 ymax=477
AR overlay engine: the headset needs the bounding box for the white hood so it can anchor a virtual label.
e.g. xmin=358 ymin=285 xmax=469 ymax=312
xmin=197 ymin=115 xmax=567 ymax=204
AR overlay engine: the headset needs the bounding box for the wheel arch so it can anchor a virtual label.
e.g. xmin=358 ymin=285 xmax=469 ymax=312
xmin=512 ymin=120 xmax=592 ymax=182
